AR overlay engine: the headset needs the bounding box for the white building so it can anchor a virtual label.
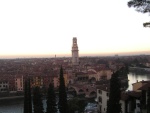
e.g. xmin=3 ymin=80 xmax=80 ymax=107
xmin=72 ymin=37 xmax=79 ymax=66
xmin=97 ymin=85 xmax=109 ymax=113
xmin=0 ymin=81 xmax=9 ymax=92
xmin=96 ymin=85 xmax=141 ymax=113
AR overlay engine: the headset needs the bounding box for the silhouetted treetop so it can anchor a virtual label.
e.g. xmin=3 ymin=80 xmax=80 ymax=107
xmin=128 ymin=0 xmax=150 ymax=27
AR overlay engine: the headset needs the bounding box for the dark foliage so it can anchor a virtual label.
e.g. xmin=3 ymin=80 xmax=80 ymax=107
xmin=147 ymin=87 xmax=150 ymax=113
xmin=46 ymin=83 xmax=57 ymax=113
xmin=58 ymin=66 xmax=68 ymax=113
xmin=33 ymin=86 xmax=44 ymax=113
xmin=24 ymin=78 xmax=32 ymax=113
xmin=128 ymin=0 xmax=150 ymax=27
xmin=107 ymin=71 xmax=121 ymax=113
xmin=68 ymin=98 xmax=79 ymax=113
xmin=140 ymin=90 xmax=147 ymax=109
xmin=68 ymin=98 xmax=87 ymax=113
xmin=128 ymin=0 xmax=150 ymax=13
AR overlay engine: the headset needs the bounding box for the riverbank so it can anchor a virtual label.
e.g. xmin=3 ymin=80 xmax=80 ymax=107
xmin=0 ymin=95 xmax=24 ymax=100
xmin=130 ymin=66 xmax=150 ymax=71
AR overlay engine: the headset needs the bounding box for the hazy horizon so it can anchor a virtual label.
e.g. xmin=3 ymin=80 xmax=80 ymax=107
xmin=0 ymin=50 xmax=150 ymax=59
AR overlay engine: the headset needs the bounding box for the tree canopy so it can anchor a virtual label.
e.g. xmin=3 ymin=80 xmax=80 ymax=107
xmin=147 ymin=87 xmax=150 ymax=113
xmin=33 ymin=86 xmax=44 ymax=113
xmin=128 ymin=0 xmax=150 ymax=27
xmin=58 ymin=66 xmax=68 ymax=113
xmin=107 ymin=70 xmax=121 ymax=113
xmin=46 ymin=83 xmax=57 ymax=113
xmin=24 ymin=78 xmax=32 ymax=113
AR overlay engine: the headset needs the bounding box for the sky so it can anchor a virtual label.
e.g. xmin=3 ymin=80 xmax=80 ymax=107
xmin=0 ymin=0 xmax=150 ymax=58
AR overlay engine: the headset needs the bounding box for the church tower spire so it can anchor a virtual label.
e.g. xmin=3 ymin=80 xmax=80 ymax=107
xmin=72 ymin=37 xmax=79 ymax=65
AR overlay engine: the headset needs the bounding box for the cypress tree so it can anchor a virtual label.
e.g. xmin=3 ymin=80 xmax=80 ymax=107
xmin=147 ymin=87 xmax=150 ymax=113
xmin=24 ymin=78 xmax=32 ymax=113
xmin=33 ymin=86 xmax=44 ymax=113
xmin=24 ymin=78 xmax=28 ymax=113
xmin=28 ymin=78 xmax=32 ymax=113
xmin=46 ymin=83 xmax=57 ymax=113
xmin=58 ymin=66 xmax=68 ymax=113
xmin=107 ymin=71 xmax=121 ymax=113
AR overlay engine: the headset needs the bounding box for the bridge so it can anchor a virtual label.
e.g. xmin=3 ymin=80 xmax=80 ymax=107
xmin=68 ymin=84 xmax=97 ymax=98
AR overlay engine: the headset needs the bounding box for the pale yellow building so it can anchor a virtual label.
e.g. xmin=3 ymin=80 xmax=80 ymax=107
xmin=15 ymin=76 xmax=23 ymax=91
xmin=31 ymin=76 xmax=43 ymax=88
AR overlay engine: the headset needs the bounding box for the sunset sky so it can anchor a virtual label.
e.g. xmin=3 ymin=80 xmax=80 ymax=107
xmin=0 ymin=0 xmax=150 ymax=58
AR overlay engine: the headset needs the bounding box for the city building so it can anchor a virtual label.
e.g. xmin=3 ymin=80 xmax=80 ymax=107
xmin=15 ymin=75 xmax=23 ymax=92
xmin=0 ymin=80 xmax=9 ymax=92
xmin=31 ymin=76 xmax=43 ymax=88
xmin=96 ymin=85 xmax=141 ymax=113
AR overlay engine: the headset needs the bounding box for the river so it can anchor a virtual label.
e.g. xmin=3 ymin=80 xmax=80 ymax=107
xmin=127 ymin=67 xmax=150 ymax=90
xmin=0 ymin=68 xmax=150 ymax=113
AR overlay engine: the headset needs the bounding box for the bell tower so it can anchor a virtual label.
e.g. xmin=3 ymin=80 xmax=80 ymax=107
xmin=72 ymin=37 xmax=79 ymax=65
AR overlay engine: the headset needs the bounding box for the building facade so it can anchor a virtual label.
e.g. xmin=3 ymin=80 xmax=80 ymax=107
xmin=15 ymin=76 xmax=23 ymax=92
xmin=0 ymin=81 xmax=9 ymax=92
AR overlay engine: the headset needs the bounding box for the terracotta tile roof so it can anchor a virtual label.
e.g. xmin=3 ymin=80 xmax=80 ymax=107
xmin=138 ymin=82 xmax=150 ymax=90
xmin=127 ymin=91 xmax=141 ymax=98
xmin=132 ymin=80 xmax=150 ymax=85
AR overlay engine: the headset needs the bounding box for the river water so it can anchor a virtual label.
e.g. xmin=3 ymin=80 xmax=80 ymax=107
xmin=0 ymin=68 xmax=150 ymax=113
xmin=127 ymin=68 xmax=150 ymax=90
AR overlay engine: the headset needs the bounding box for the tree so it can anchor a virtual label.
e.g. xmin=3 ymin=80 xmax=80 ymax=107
xmin=33 ymin=86 xmax=44 ymax=113
xmin=24 ymin=78 xmax=32 ymax=113
xmin=147 ymin=87 xmax=150 ymax=113
xmin=58 ymin=66 xmax=68 ymax=113
xmin=107 ymin=71 xmax=121 ymax=113
xmin=68 ymin=98 xmax=79 ymax=113
xmin=128 ymin=0 xmax=150 ymax=27
xmin=46 ymin=83 xmax=57 ymax=113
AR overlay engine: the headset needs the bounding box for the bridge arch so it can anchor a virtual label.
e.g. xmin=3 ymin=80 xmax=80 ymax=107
xmin=78 ymin=89 xmax=84 ymax=92
xmin=68 ymin=87 xmax=77 ymax=96
xmin=78 ymin=89 xmax=85 ymax=95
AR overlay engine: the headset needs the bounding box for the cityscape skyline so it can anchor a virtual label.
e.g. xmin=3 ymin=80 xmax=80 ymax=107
xmin=0 ymin=0 xmax=150 ymax=58
xmin=1 ymin=50 xmax=150 ymax=59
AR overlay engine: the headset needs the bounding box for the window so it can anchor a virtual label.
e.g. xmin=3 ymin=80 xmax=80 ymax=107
xmin=100 ymin=105 xmax=101 ymax=111
xmin=106 ymin=93 xmax=109 ymax=96
xmin=98 ymin=89 xmax=102 ymax=94
xmin=99 ymin=96 xmax=102 ymax=103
